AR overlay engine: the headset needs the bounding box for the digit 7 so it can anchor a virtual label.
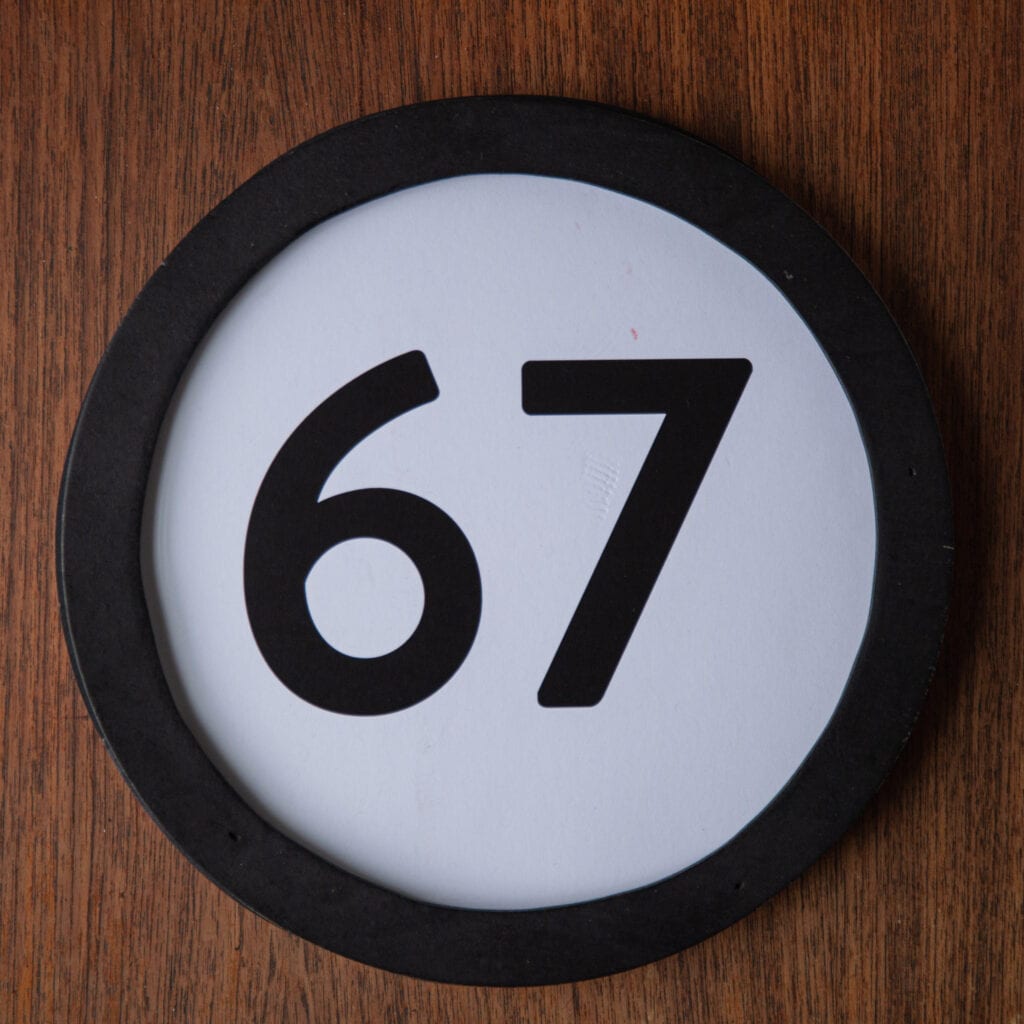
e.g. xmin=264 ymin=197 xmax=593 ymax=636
xmin=522 ymin=359 xmax=752 ymax=708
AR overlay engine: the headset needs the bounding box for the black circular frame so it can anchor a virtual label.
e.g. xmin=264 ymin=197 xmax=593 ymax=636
xmin=57 ymin=97 xmax=953 ymax=985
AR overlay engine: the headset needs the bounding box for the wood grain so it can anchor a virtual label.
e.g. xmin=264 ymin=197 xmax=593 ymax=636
xmin=3 ymin=0 xmax=1022 ymax=1020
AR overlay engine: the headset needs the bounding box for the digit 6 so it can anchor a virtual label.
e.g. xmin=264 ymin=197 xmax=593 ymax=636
xmin=244 ymin=351 xmax=482 ymax=715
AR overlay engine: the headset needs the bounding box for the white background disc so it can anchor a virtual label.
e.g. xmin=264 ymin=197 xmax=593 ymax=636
xmin=143 ymin=173 xmax=876 ymax=910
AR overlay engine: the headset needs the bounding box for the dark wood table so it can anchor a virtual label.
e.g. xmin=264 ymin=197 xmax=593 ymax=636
xmin=3 ymin=1 xmax=1021 ymax=1019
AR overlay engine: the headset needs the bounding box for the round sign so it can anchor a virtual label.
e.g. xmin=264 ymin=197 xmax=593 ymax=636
xmin=58 ymin=97 xmax=952 ymax=985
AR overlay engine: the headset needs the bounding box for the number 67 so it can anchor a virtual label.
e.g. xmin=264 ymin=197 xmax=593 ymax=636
xmin=244 ymin=351 xmax=751 ymax=715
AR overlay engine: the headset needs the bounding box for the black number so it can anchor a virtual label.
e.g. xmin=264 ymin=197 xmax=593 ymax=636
xmin=244 ymin=351 xmax=482 ymax=715
xmin=248 ymin=353 xmax=748 ymax=715
xmin=522 ymin=359 xmax=751 ymax=707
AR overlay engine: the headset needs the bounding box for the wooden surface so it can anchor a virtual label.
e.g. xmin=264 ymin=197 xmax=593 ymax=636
xmin=3 ymin=1 xmax=1022 ymax=1020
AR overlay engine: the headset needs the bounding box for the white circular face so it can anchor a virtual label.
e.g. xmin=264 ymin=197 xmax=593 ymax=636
xmin=143 ymin=174 xmax=876 ymax=911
